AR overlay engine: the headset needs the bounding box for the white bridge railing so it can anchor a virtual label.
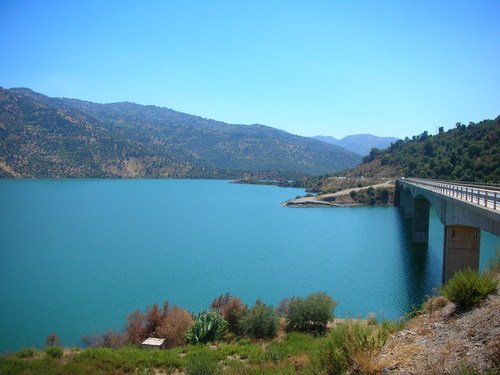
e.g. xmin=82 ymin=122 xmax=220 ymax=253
xmin=402 ymin=178 xmax=500 ymax=211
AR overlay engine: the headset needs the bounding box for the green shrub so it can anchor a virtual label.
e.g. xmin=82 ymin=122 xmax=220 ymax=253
xmin=16 ymin=348 xmax=37 ymax=358
xmin=263 ymin=345 xmax=285 ymax=362
xmin=186 ymin=349 xmax=221 ymax=375
xmin=314 ymin=331 xmax=347 ymax=374
xmin=441 ymin=268 xmax=497 ymax=310
xmin=186 ymin=310 xmax=227 ymax=344
xmin=286 ymin=292 xmax=337 ymax=335
xmin=45 ymin=346 xmax=63 ymax=359
xmin=313 ymin=321 xmax=398 ymax=375
xmin=379 ymin=188 xmax=389 ymax=203
xmin=322 ymin=196 xmax=336 ymax=202
xmin=240 ymin=301 xmax=279 ymax=339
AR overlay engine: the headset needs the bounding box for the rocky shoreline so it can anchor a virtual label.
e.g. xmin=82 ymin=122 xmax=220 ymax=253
xmin=282 ymin=199 xmax=364 ymax=208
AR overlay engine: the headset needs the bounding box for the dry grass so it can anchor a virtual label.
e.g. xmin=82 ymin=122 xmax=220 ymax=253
xmin=423 ymin=295 xmax=448 ymax=316
xmin=374 ymin=285 xmax=500 ymax=374
xmin=351 ymin=351 xmax=384 ymax=375
xmin=288 ymin=354 xmax=310 ymax=371
xmin=486 ymin=337 xmax=500 ymax=367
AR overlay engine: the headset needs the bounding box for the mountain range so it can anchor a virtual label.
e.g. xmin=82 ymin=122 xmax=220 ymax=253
xmin=313 ymin=134 xmax=399 ymax=156
xmin=0 ymin=88 xmax=362 ymax=179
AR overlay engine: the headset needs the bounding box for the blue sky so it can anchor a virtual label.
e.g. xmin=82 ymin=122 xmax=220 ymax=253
xmin=1 ymin=0 xmax=499 ymax=138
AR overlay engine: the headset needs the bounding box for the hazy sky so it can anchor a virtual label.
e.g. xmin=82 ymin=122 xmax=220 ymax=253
xmin=1 ymin=0 xmax=499 ymax=139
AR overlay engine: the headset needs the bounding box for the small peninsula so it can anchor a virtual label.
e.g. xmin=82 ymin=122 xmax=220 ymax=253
xmin=283 ymin=179 xmax=395 ymax=207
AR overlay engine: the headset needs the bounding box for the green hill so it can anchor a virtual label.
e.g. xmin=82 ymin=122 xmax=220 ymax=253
xmin=0 ymin=87 xmax=361 ymax=179
xmin=306 ymin=118 xmax=499 ymax=192
xmin=355 ymin=118 xmax=499 ymax=183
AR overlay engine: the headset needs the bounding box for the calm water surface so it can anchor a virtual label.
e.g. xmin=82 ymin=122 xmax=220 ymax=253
xmin=0 ymin=179 xmax=497 ymax=352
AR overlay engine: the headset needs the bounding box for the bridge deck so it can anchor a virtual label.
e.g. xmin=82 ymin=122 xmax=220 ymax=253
xmin=403 ymin=178 xmax=500 ymax=211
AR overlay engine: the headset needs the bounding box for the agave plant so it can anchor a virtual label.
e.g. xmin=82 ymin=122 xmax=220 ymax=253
xmin=186 ymin=309 xmax=228 ymax=344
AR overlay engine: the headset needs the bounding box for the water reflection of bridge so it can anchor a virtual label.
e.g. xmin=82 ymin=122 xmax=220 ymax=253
xmin=396 ymin=178 xmax=499 ymax=283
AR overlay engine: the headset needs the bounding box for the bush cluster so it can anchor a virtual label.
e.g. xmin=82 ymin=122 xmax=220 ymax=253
xmin=286 ymin=292 xmax=337 ymax=335
xmin=349 ymin=187 xmax=391 ymax=205
xmin=211 ymin=293 xmax=247 ymax=335
xmin=45 ymin=346 xmax=63 ymax=359
xmin=15 ymin=348 xmax=38 ymax=359
xmin=85 ymin=291 xmax=338 ymax=351
xmin=314 ymin=321 xmax=400 ymax=374
xmin=239 ymin=301 xmax=279 ymax=339
xmin=441 ymin=268 xmax=497 ymax=310
xmin=123 ymin=301 xmax=194 ymax=347
xmin=157 ymin=306 xmax=194 ymax=347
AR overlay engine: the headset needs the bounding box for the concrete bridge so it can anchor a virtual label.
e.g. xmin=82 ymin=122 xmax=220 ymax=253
xmin=395 ymin=178 xmax=500 ymax=283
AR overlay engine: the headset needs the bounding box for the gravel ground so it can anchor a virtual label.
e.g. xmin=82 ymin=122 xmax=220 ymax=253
xmin=375 ymin=292 xmax=500 ymax=374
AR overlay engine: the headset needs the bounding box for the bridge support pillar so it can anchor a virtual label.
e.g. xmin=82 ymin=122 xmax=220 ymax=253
xmin=394 ymin=182 xmax=401 ymax=206
xmin=412 ymin=199 xmax=430 ymax=244
xmin=442 ymin=225 xmax=480 ymax=283
xmin=402 ymin=192 xmax=415 ymax=219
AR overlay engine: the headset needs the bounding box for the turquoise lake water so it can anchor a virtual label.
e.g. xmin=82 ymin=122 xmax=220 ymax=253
xmin=0 ymin=179 xmax=498 ymax=352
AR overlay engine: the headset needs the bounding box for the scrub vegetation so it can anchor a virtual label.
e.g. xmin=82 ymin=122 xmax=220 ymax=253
xmin=360 ymin=118 xmax=500 ymax=183
xmin=441 ymin=268 xmax=497 ymax=311
xmin=2 ymin=273 xmax=498 ymax=374
xmin=305 ymin=117 xmax=500 ymax=195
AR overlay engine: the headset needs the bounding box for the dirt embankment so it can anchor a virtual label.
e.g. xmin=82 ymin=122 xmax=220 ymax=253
xmin=373 ymin=292 xmax=500 ymax=374
xmin=283 ymin=180 xmax=395 ymax=207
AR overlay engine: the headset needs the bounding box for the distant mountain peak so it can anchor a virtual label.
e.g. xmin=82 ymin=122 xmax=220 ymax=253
xmin=313 ymin=134 xmax=399 ymax=156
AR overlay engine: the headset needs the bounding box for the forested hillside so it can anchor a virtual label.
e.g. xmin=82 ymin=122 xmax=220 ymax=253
xmin=305 ymin=118 xmax=499 ymax=193
xmin=348 ymin=118 xmax=499 ymax=183
xmin=0 ymin=88 xmax=361 ymax=178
